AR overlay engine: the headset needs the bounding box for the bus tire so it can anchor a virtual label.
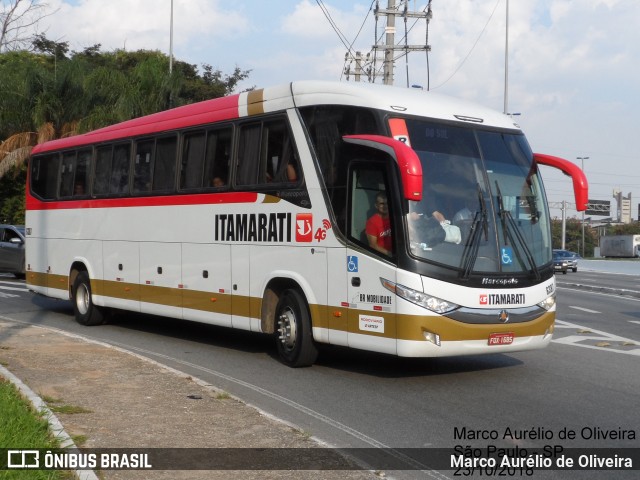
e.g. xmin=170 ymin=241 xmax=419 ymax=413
xmin=275 ymin=289 xmax=318 ymax=367
xmin=72 ymin=271 xmax=104 ymax=326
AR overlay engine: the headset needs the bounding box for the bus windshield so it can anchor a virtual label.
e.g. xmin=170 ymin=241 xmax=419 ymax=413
xmin=402 ymin=119 xmax=552 ymax=275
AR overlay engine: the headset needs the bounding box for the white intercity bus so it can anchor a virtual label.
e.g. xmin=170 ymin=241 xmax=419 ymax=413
xmin=26 ymin=81 xmax=587 ymax=366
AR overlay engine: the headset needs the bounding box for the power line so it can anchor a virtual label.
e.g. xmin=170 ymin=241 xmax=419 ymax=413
xmin=315 ymin=0 xmax=352 ymax=53
xmin=431 ymin=0 xmax=502 ymax=90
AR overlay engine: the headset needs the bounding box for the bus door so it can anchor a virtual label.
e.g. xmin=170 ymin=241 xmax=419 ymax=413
xmin=345 ymin=164 xmax=398 ymax=355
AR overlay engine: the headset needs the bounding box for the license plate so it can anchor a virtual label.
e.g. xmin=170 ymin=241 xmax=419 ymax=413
xmin=488 ymin=332 xmax=514 ymax=346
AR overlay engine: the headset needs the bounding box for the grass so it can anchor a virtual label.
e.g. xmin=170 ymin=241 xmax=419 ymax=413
xmin=0 ymin=379 xmax=74 ymax=479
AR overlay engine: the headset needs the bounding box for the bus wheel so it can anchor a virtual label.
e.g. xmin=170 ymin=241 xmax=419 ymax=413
xmin=275 ymin=289 xmax=318 ymax=367
xmin=72 ymin=271 xmax=104 ymax=326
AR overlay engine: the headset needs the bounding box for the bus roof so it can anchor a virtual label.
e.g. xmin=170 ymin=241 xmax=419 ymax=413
xmin=32 ymin=80 xmax=520 ymax=154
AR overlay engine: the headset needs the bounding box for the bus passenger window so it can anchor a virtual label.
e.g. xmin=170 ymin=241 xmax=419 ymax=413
xmin=204 ymin=128 xmax=231 ymax=188
xmin=59 ymin=151 xmax=77 ymax=198
xmin=153 ymin=136 xmax=177 ymax=192
xmin=74 ymin=149 xmax=91 ymax=197
xmin=94 ymin=146 xmax=112 ymax=195
xmin=236 ymin=123 xmax=261 ymax=186
xmin=180 ymin=131 xmax=206 ymax=189
xmin=110 ymin=144 xmax=130 ymax=194
xmin=265 ymin=121 xmax=297 ymax=183
xmin=133 ymin=140 xmax=153 ymax=193
xmin=236 ymin=118 xmax=298 ymax=187
xmin=31 ymin=154 xmax=60 ymax=200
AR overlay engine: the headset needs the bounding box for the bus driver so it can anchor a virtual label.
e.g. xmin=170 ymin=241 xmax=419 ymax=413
xmin=366 ymin=191 xmax=392 ymax=256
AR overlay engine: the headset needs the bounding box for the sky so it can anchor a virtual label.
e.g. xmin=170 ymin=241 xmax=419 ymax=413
xmin=15 ymin=0 xmax=640 ymax=221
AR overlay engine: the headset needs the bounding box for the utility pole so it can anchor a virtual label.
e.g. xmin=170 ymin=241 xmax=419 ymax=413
xmin=169 ymin=0 xmax=174 ymax=75
xmin=344 ymin=51 xmax=365 ymax=82
xmin=371 ymin=0 xmax=431 ymax=86
xmin=504 ymin=0 xmax=509 ymax=114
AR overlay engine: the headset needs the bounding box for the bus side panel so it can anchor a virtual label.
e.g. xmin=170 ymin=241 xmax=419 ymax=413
xmin=101 ymin=241 xmax=140 ymax=312
xmin=25 ymin=235 xmax=49 ymax=297
xmin=182 ymin=243 xmax=232 ymax=328
xmin=139 ymin=242 xmax=182 ymax=319
xmin=231 ymin=244 xmax=252 ymax=331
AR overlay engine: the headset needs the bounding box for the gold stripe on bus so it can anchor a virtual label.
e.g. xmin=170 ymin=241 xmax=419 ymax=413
xmin=49 ymin=274 xmax=69 ymax=291
xmin=140 ymin=285 xmax=182 ymax=308
xmin=246 ymin=89 xmax=265 ymax=116
xmin=183 ymin=289 xmax=232 ymax=314
xmin=26 ymin=271 xmax=48 ymax=288
xmin=97 ymin=279 xmax=141 ymax=302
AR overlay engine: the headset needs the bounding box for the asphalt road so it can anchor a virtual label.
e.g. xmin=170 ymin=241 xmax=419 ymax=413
xmin=1 ymin=269 xmax=638 ymax=480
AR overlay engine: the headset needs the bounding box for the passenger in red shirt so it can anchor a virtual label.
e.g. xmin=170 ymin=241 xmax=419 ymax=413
xmin=366 ymin=192 xmax=392 ymax=255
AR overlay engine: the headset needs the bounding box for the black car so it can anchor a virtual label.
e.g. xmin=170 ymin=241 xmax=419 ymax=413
xmin=553 ymin=249 xmax=579 ymax=272
xmin=552 ymin=251 xmax=568 ymax=274
xmin=0 ymin=225 xmax=26 ymax=278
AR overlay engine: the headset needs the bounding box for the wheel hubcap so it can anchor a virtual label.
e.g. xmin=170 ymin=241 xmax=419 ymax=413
xmin=76 ymin=284 xmax=90 ymax=315
xmin=277 ymin=307 xmax=297 ymax=350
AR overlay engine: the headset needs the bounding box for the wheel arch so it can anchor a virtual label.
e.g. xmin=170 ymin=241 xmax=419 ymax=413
xmin=261 ymin=277 xmax=303 ymax=334
xmin=68 ymin=258 xmax=96 ymax=299
xmin=260 ymin=272 xmax=320 ymax=335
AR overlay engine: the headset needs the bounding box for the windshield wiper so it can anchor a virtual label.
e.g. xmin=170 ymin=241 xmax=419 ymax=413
xmin=494 ymin=181 xmax=541 ymax=280
xmin=460 ymin=184 xmax=488 ymax=278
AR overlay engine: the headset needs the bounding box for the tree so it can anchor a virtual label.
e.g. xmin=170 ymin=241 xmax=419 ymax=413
xmin=607 ymin=222 xmax=640 ymax=235
xmin=0 ymin=0 xmax=53 ymax=53
xmin=551 ymin=218 xmax=597 ymax=257
xmin=0 ymin=40 xmax=252 ymax=217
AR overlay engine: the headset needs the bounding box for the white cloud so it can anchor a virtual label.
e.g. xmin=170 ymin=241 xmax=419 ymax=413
xmin=43 ymin=0 xmax=249 ymax=57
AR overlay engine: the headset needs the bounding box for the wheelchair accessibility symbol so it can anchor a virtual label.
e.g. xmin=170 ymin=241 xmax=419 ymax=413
xmin=347 ymin=256 xmax=359 ymax=272
xmin=501 ymin=247 xmax=514 ymax=265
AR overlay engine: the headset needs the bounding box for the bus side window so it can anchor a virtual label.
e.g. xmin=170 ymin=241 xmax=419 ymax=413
xmin=94 ymin=146 xmax=112 ymax=195
xmin=74 ymin=149 xmax=91 ymax=197
xmin=236 ymin=123 xmax=261 ymax=186
xmin=59 ymin=151 xmax=77 ymax=198
xmin=133 ymin=139 xmax=153 ymax=193
xmin=110 ymin=143 xmax=131 ymax=194
xmin=236 ymin=118 xmax=298 ymax=187
xmin=31 ymin=154 xmax=60 ymax=200
xmin=204 ymin=127 xmax=232 ymax=188
xmin=264 ymin=120 xmax=298 ymax=183
xmin=180 ymin=131 xmax=206 ymax=189
xmin=152 ymin=135 xmax=177 ymax=192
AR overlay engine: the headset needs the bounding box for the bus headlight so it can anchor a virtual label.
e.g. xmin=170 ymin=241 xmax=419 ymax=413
xmin=537 ymin=294 xmax=556 ymax=311
xmin=381 ymin=278 xmax=459 ymax=314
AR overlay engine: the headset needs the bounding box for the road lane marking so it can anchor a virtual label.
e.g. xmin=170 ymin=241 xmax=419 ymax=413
xmin=568 ymin=306 xmax=601 ymax=314
xmin=0 ymin=292 xmax=20 ymax=298
xmin=630 ymin=321 xmax=640 ymax=325
xmin=0 ymin=285 xmax=29 ymax=292
xmin=553 ymin=319 xmax=639 ymax=356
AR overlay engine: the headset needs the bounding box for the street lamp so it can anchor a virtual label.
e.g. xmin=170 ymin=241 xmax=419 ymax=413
xmin=577 ymin=156 xmax=589 ymax=257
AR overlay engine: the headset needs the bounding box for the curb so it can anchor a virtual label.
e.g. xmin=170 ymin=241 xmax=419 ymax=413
xmin=0 ymin=363 xmax=100 ymax=480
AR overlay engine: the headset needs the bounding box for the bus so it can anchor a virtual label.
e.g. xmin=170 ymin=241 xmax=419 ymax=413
xmin=26 ymin=81 xmax=588 ymax=367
